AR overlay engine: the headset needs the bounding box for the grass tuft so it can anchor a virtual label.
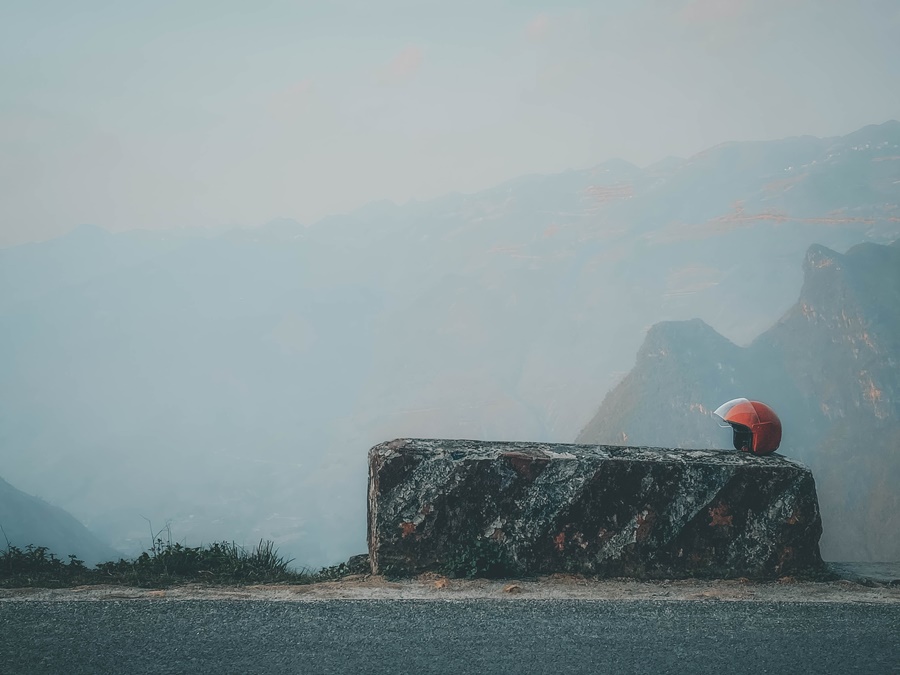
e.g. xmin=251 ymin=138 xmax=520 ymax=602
xmin=0 ymin=539 xmax=315 ymax=589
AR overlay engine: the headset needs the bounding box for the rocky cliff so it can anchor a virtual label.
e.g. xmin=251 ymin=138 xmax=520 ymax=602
xmin=576 ymin=240 xmax=900 ymax=562
xmin=368 ymin=439 xmax=824 ymax=579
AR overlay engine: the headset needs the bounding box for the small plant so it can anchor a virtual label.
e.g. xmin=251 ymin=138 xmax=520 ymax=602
xmin=316 ymin=562 xmax=351 ymax=581
xmin=315 ymin=554 xmax=370 ymax=581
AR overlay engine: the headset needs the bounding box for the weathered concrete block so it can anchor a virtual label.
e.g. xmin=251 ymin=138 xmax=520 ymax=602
xmin=367 ymin=439 xmax=825 ymax=579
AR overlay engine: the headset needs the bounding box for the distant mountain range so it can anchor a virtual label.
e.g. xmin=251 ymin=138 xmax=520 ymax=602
xmin=0 ymin=476 xmax=119 ymax=566
xmin=577 ymin=240 xmax=900 ymax=561
xmin=1 ymin=121 xmax=898 ymax=566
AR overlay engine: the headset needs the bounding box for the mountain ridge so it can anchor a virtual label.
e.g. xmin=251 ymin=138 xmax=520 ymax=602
xmin=0 ymin=476 xmax=120 ymax=566
xmin=577 ymin=239 xmax=900 ymax=561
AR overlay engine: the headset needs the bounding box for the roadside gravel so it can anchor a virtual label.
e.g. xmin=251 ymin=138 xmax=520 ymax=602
xmin=2 ymin=575 xmax=898 ymax=603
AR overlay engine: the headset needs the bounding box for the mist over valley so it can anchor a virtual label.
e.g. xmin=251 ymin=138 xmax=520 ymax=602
xmin=2 ymin=122 xmax=899 ymax=567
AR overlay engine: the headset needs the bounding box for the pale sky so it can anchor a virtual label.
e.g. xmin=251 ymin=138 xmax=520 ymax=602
xmin=2 ymin=0 xmax=900 ymax=246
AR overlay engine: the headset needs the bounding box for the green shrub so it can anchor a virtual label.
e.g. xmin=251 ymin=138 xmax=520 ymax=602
xmin=1 ymin=538 xmax=314 ymax=588
xmin=0 ymin=544 xmax=92 ymax=588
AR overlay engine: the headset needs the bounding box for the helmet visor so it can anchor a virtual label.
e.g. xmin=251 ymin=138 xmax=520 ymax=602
xmin=713 ymin=398 xmax=752 ymax=428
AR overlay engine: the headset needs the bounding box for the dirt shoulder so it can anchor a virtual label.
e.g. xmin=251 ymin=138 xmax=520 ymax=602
xmin=2 ymin=575 xmax=899 ymax=604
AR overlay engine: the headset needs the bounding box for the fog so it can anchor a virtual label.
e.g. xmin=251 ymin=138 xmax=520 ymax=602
xmin=1 ymin=2 xmax=899 ymax=567
xmin=3 ymin=1 xmax=899 ymax=247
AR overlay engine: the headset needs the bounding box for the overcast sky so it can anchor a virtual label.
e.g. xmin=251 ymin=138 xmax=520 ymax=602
xmin=2 ymin=0 xmax=899 ymax=247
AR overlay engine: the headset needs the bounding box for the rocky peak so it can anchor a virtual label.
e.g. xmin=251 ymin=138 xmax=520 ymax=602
xmin=578 ymin=240 xmax=900 ymax=561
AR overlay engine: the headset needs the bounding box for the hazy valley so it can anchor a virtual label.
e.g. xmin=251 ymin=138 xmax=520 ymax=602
xmin=2 ymin=121 xmax=899 ymax=567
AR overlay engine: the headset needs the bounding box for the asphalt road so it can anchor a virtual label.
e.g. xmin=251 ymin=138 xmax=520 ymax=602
xmin=1 ymin=600 xmax=897 ymax=674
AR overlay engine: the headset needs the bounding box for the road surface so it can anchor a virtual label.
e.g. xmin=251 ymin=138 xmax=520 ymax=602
xmin=2 ymin=599 xmax=897 ymax=674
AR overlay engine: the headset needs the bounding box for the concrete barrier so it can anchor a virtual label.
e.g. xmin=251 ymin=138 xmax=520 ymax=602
xmin=368 ymin=439 xmax=825 ymax=579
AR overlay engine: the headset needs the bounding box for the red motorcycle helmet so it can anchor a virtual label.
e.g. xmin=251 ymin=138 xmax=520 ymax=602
xmin=713 ymin=398 xmax=782 ymax=456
